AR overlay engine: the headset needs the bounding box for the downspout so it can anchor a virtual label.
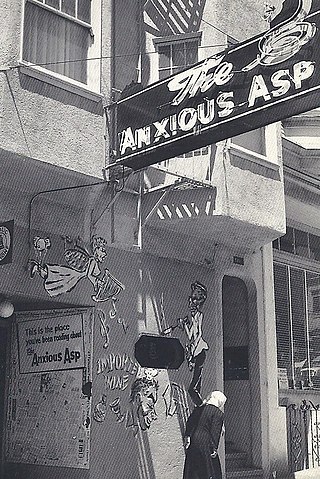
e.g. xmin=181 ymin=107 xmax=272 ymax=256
xmin=136 ymin=0 xmax=144 ymax=249
xmin=260 ymin=245 xmax=271 ymax=478
xmin=109 ymin=0 xmax=116 ymax=243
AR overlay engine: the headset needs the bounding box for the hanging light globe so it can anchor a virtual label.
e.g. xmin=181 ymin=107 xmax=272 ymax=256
xmin=0 ymin=300 xmax=14 ymax=318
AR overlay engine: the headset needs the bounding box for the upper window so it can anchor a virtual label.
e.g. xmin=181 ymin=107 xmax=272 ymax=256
xmin=157 ymin=38 xmax=198 ymax=80
xmin=273 ymin=226 xmax=320 ymax=262
xmin=154 ymin=34 xmax=207 ymax=165
xmin=23 ymin=0 xmax=93 ymax=85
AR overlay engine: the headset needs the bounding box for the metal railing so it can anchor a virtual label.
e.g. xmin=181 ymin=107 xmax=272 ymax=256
xmin=286 ymin=400 xmax=320 ymax=473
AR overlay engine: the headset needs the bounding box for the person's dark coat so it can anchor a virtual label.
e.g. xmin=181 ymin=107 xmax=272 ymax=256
xmin=183 ymin=403 xmax=224 ymax=479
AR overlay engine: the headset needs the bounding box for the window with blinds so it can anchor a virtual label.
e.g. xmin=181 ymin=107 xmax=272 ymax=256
xmin=23 ymin=0 xmax=92 ymax=84
xmin=274 ymin=263 xmax=320 ymax=389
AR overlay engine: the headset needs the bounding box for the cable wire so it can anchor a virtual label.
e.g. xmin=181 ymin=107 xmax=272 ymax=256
xmin=4 ymin=42 xmax=228 ymax=70
xmin=200 ymin=18 xmax=239 ymax=41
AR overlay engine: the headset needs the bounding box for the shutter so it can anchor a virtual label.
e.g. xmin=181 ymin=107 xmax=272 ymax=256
xmin=290 ymin=267 xmax=308 ymax=387
xmin=306 ymin=271 xmax=320 ymax=388
xmin=274 ymin=263 xmax=293 ymax=386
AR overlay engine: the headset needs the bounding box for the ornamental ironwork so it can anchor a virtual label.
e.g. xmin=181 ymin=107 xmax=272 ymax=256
xmin=287 ymin=399 xmax=320 ymax=473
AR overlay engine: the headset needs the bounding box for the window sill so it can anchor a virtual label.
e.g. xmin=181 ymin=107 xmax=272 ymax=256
xmin=19 ymin=62 xmax=103 ymax=103
xmin=279 ymin=388 xmax=320 ymax=406
xmin=230 ymin=142 xmax=279 ymax=171
xmin=273 ymin=250 xmax=320 ymax=273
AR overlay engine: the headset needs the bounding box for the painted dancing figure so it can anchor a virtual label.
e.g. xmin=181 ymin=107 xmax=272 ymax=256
xmin=30 ymin=235 xmax=124 ymax=310
xmin=179 ymin=281 xmax=209 ymax=407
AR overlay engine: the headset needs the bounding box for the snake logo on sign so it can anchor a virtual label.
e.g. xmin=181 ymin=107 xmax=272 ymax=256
xmin=0 ymin=224 xmax=12 ymax=263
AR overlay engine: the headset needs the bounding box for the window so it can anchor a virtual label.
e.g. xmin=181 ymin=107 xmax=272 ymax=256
xmin=280 ymin=226 xmax=295 ymax=254
xmin=273 ymin=225 xmax=320 ymax=262
xmin=227 ymin=37 xmax=269 ymax=160
xmin=23 ymin=0 xmax=94 ymax=85
xmin=310 ymin=234 xmax=320 ymax=261
xmin=157 ymin=38 xmax=198 ymax=80
xmin=155 ymin=34 xmax=207 ymax=163
xmin=176 ymin=147 xmax=209 ymax=158
xmin=274 ymin=263 xmax=320 ymax=389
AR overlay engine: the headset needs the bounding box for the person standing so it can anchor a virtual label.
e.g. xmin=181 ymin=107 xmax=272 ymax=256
xmin=183 ymin=390 xmax=227 ymax=479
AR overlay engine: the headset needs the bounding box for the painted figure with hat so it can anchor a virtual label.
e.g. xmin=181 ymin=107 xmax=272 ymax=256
xmin=178 ymin=281 xmax=209 ymax=407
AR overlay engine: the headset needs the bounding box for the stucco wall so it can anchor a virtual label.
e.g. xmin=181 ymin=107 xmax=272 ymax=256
xmin=0 ymin=166 xmax=288 ymax=478
xmin=3 ymin=239 xmax=225 ymax=478
xmin=0 ymin=0 xmax=112 ymax=179
xmin=0 ymin=155 xmax=226 ymax=479
xmin=225 ymin=142 xmax=286 ymax=235
xmin=0 ymin=70 xmax=105 ymax=178
xmin=90 ymin=250 xmax=221 ymax=479
xmin=0 ymin=2 xmax=291 ymax=478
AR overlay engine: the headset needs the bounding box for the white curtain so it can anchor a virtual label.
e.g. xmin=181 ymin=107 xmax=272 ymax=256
xmin=23 ymin=1 xmax=89 ymax=83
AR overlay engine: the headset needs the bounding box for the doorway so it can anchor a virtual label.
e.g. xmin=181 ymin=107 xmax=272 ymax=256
xmin=0 ymin=321 xmax=9 ymax=477
xmin=222 ymin=276 xmax=252 ymax=459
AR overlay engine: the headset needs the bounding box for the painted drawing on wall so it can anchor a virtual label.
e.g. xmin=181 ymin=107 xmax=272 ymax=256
xmin=96 ymin=309 xmax=110 ymax=349
xmin=104 ymin=369 xmax=159 ymax=435
xmin=95 ymin=344 xmax=159 ymax=435
xmin=182 ymin=281 xmax=209 ymax=406
xmin=162 ymin=382 xmax=190 ymax=419
xmin=0 ymin=220 xmax=14 ymax=265
xmin=93 ymin=394 xmax=108 ymax=423
xmin=30 ymin=235 xmax=125 ymax=310
xmin=129 ymin=369 xmax=159 ymax=431
xmin=162 ymin=281 xmax=208 ymax=406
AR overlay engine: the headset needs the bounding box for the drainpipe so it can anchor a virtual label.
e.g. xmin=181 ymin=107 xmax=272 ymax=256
xmin=109 ymin=0 xmax=117 ymax=243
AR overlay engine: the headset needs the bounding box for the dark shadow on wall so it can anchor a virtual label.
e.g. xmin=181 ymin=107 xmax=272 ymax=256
xmin=114 ymin=0 xmax=150 ymax=93
xmin=229 ymin=153 xmax=282 ymax=181
xmin=223 ymin=274 xmax=262 ymax=469
xmin=144 ymin=0 xmax=207 ymax=36
xmin=223 ymin=276 xmax=251 ymax=458
xmin=18 ymin=71 xmax=104 ymax=115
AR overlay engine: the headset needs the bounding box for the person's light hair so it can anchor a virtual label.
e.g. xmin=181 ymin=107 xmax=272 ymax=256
xmin=205 ymin=390 xmax=227 ymax=409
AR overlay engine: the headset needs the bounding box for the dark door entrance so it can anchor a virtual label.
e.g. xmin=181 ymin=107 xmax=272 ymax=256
xmin=222 ymin=276 xmax=252 ymax=466
xmin=0 ymin=323 xmax=9 ymax=476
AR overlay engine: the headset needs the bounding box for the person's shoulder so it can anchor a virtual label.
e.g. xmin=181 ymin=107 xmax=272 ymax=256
xmin=206 ymin=404 xmax=224 ymax=417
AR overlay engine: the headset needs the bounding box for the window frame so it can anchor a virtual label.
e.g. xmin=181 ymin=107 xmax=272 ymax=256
xmin=226 ymin=33 xmax=278 ymax=169
xmin=153 ymin=32 xmax=209 ymax=165
xmin=273 ymin=224 xmax=320 ymax=264
xmin=153 ymin=32 xmax=202 ymax=82
xmin=274 ymin=258 xmax=320 ymax=391
xmin=20 ymin=0 xmax=102 ymax=97
xmin=28 ymin=0 xmax=92 ymax=29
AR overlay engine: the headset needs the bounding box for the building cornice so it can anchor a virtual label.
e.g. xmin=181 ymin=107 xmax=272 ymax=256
xmin=282 ymin=137 xmax=320 ymax=177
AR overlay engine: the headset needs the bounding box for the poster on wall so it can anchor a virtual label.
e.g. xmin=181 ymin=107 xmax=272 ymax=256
xmin=17 ymin=312 xmax=85 ymax=374
xmin=5 ymin=308 xmax=93 ymax=469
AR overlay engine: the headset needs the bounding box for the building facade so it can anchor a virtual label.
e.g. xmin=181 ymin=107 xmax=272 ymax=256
xmin=1 ymin=1 xmax=319 ymax=479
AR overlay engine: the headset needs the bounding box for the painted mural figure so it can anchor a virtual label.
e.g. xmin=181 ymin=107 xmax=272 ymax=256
xmin=179 ymin=281 xmax=209 ymax=407
xmin=183 ymin=391 xmax=227 ymax=479
xmin=129 ymin=376 xmax=159 ymax=431
xmin=162 ymin=382 xmax=189 ymax=418
xmin=93 ymin=394 xmax=108 ymax=423
xmin=30 ymin=235 xmax=124 ymax=307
